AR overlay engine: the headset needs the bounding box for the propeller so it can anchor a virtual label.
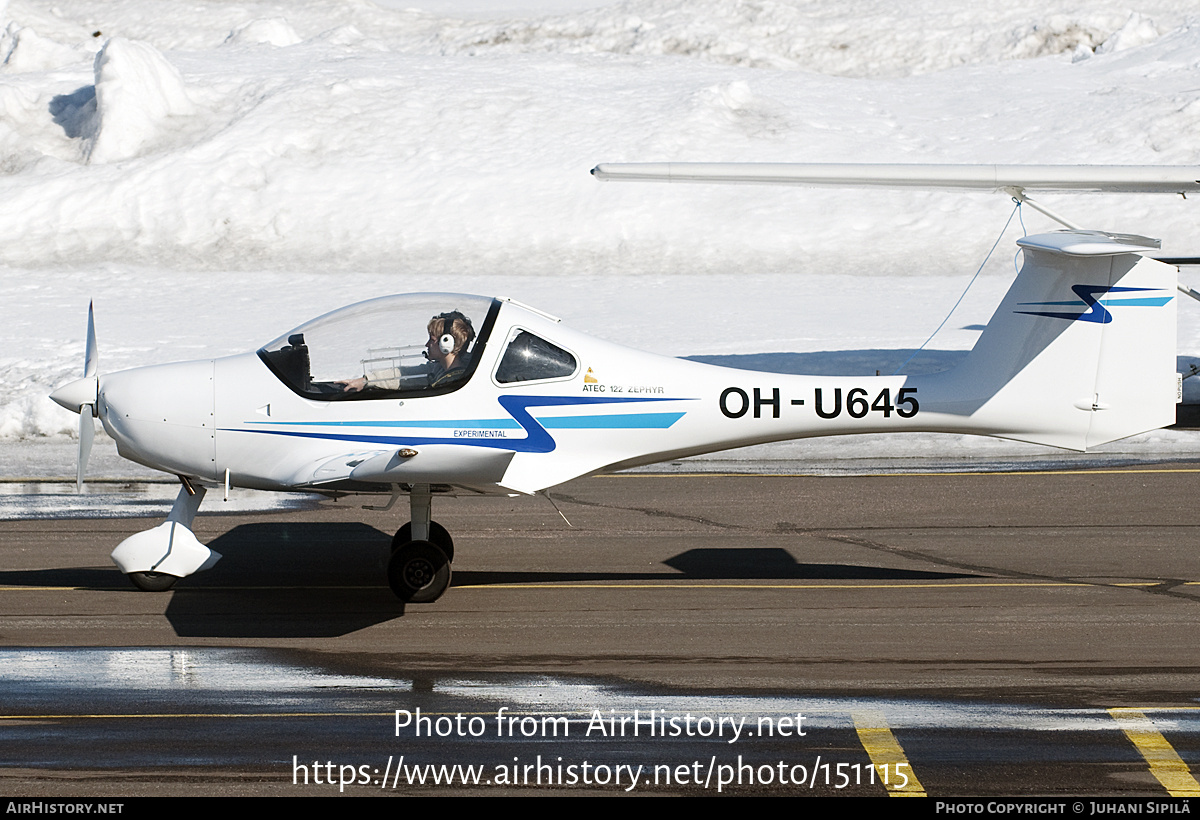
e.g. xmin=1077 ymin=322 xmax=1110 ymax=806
xmin=49 ymin=302 xmax=98 ymax=492
xmin=84 ymin=300 xmax=97 ymax=381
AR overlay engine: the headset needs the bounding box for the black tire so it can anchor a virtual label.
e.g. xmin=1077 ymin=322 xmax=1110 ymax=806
xmin=388 ymin=541 xmax=451 ymax=603
xmin=128 ymin=571 xmax=179 ymax=592
xmin=393 ymin=521 xmax=454 ymax=562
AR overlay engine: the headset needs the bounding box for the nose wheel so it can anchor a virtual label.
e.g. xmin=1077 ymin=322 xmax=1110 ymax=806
xmin=388 ymin=541 xmax=451 ymax=603
xmin=127 ymin=571 xmax=179 ymax=592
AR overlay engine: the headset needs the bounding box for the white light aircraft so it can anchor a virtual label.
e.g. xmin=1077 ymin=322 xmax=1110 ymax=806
xmin=50 ymin=163 xmax=1198 ymax=603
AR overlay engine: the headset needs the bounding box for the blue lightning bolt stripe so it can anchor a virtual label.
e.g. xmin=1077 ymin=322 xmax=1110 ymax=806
xmin=241 ymin=412 xmax=687 ymax=430
xmin=226 ymin=395 xmax=692 ymax=454
xmin=1097 ymin=297 xmax=1174 ymax=306
xmin=1016 ymin=285 xmax=1173 ymax=324
xmin=540 ymin=413 xmax=683 ymax=429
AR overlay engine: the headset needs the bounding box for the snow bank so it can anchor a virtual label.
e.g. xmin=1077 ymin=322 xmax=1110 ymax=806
xmin=433 ymin=0 xmax=1157 ymax=75
xmin=6 ymin=0 xmax=1192 ymax=76
xmin=5 ymin=20 xmax=1200 ymax=272
xmin=84 ymin=38 xmax=195 ymax=163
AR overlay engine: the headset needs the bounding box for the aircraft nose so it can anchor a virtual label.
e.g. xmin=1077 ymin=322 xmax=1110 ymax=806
xmin=99 ymin=360 xmax=216 ymax=478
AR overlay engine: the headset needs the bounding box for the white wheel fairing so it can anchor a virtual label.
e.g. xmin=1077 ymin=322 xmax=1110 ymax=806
xmin=111 ymin=521 xmax=221 ymax=577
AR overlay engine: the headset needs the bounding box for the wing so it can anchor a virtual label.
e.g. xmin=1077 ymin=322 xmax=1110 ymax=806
xmin=590 ymin=163 xmax=1200 ymax=194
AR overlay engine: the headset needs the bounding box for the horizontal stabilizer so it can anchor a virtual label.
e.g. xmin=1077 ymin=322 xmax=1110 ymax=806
xmin=591 ymin=163 xmax=1200 ymax=194
xmin=1016 ymin=231 xmax=1161 ymax=256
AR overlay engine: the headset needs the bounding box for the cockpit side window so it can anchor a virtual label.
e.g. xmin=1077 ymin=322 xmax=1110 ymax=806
xmin=495 ymin=330 xmax=577 ymax=384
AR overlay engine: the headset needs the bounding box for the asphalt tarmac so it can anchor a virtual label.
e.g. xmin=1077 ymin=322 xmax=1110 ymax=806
xmin=2 ymin=468 xmax=1199 ymax=797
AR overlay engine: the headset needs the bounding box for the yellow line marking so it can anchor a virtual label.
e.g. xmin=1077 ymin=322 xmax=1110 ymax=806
xmin=5 ymin=580 xmax=1196 ymax=592
xmin=0 ymin=585 xmax=380 ymax=592
xmin=0 ymin=710 xmax=536 ymax=720
xmin=456 ymin=581 xmax=1198 ymax=591
xmin=1109 ymin=709 xmax=1200 ymax=797
xmin=0 ymin=712 xmax=375 ymax=720
xmin=603 ymin=468 xmax=1200 ymax=478
xmin=852 ymin=710 xmax=926 ymax=797
xmin=0 ymin=586 xmax=95 ymax=591
xmin=0 ymin=708 xmax=805 ymax=721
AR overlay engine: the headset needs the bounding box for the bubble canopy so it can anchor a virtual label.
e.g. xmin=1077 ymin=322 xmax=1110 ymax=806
xmin=257 ymin=293 xmax=501 ymax=401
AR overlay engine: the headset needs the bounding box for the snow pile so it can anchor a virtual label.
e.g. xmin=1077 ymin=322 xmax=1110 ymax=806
xmin=224 ymin=18 xmax=302 ymax=48
xmin=82 ymin=38 xmax=195 ymax=163
xmin=1093 ymin=11 xmax=1162 ymax=54
xmin=1 ymin=22 xmax=87 ymax=72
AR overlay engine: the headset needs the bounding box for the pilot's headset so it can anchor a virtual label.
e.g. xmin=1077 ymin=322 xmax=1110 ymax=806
xmin=435 ymin=312 xmax=472 ymax=355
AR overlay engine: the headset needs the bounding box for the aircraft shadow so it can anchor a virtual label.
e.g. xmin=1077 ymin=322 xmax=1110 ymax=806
xmin=0 ymin=567 xmax=131 ymax=589
xmin=7 ymin=525 xmax=981 ymax=639
xmin=163 ymin=522 xmax=396 ymax=638
xmin=452 ymin=547 xmax=977 ymax=586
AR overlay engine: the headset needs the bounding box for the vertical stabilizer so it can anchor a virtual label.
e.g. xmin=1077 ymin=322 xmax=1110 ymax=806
xmin=937 ymin=231 xmax=1176 ymax=449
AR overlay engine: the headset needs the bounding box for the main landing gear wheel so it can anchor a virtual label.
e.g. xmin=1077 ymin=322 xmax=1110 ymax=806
xmin=393 ymin=521 xmax=454 ymax=562
xmin=388 ymin=540 xmax=451 ymax=603
xmin=127 ymin=571 xmax=179 ymax=592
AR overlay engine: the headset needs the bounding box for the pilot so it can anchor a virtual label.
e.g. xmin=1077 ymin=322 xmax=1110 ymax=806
xmin=339 ymin=311 xmax=475 ymax=392
xmin=425 ymin=311 xmax=475 ymax=387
